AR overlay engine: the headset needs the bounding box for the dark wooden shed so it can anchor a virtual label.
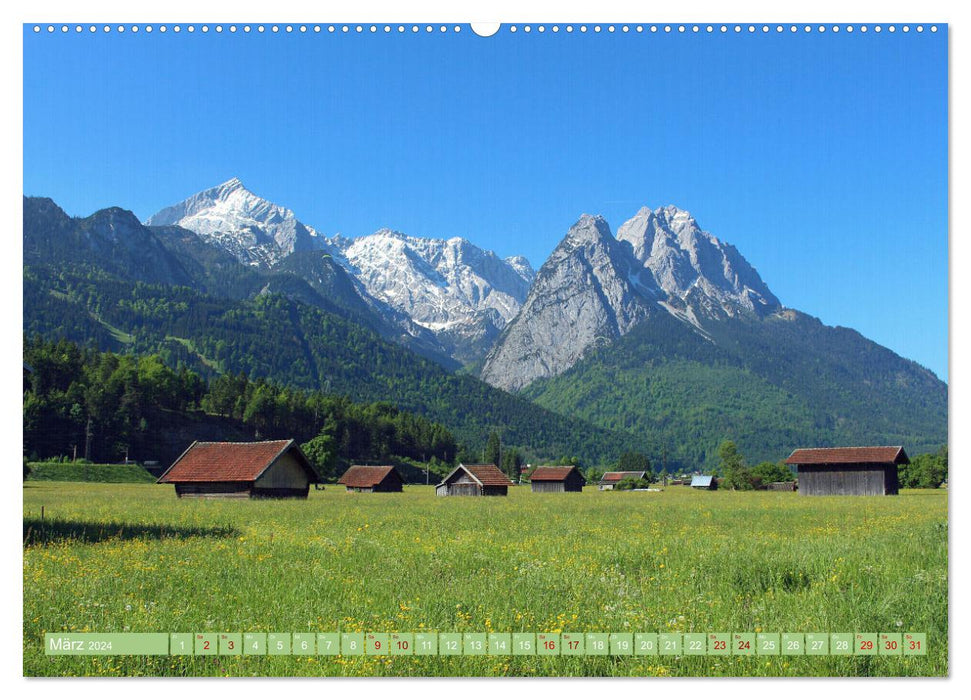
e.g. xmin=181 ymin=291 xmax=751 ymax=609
xmin=529 ymin=466 xmax=586 ymax=493
xmin=436 ymin=463 xmax=511 ymax=497
xmin=784 ymin=446 xmax=907 ymax=496
xmin=338 ymin=465 xmax=404 ymax=493
xmin=157 ymin=439 xmax=318 ymax=498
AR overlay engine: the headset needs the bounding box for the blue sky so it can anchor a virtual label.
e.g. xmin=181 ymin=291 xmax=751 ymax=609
xmin=23 ymin=24 xmax=948 ymax=380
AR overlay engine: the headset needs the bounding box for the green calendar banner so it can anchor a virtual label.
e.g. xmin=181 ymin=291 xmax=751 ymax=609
xmin=41 ymin=631 xmax=927 ymax=658
xmin=45 ymin=633 xmax=170 ymax=656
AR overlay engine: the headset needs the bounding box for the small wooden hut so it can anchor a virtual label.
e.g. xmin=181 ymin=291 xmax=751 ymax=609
xmin=690 ymin=474 xmax=717 ymax=490
xmin=784 ymin=446 xmax=907 ymax=496
xmin=435 ymin=463 xmax=511 ymax=497
xmin=598 ymin=471 xmax=647 ymax=490
xmin=338 ymin=465 xmax=404 ymax=493
xmin=529 ymin=466 xmax=586 ymax=493
xmin=157 ymin=439 xmax=318 ymax=498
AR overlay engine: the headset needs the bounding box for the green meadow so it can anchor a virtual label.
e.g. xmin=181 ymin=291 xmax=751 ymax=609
xmin=23 ymin=482 xmax=947 ymax=677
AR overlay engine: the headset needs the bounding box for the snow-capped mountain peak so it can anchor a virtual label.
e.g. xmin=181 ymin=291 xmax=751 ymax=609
xmin=333 ymin=229 xmax=535 ymax=362
xmin=146 ymin=178 xmax=328 ymax=267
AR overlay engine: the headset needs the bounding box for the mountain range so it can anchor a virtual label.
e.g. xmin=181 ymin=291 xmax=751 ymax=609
xmin=22 ymin=179 xmax=948 ymax=467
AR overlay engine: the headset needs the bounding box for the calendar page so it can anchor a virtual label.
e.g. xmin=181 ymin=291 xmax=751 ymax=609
xmin=22 ymin=12 xmax=948 ymax=680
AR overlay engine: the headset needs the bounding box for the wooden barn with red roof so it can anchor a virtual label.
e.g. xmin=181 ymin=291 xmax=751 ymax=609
xmin=338 ymin=465 xmax=404 ymax=493
xmin=784 ymin=446 xmax=908 ymax=496
xmin=528 ymin=465 xmax=586 ymax=493
xmin=435 ymin=463 xmax=512 ymax=497
xmin=157 ymin=439 xmax=319 ymax=499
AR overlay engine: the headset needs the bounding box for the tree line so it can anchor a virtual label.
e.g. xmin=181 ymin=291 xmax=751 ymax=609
xmin=23 ymin=337 xmax=457 ymax=480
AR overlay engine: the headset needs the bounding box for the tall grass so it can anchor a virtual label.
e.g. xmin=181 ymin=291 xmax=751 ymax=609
xmin=23 ymin=483 xmax=947 ymax=677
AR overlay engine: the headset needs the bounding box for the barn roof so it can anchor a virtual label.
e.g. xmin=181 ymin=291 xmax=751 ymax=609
xmin=157 ymin=440 xmax=318 ymax=483
xmin=529 ymin=466 xmax=583 ymax=482
xmin=784 ymin=446 xmax=909 ymax=466
xmin=438 ymin=463 xmax=512 ymax=487
xmin=599 ymin=471 xmax=646 ymax=483
xmin=339 ymin=465 xmax=398 ymax=488
xmin=690 ymin=475 xmax=714 ymax=487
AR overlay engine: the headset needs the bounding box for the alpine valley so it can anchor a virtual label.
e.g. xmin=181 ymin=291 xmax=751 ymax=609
xmin=23 ymin=179 xmax=947 ymax=468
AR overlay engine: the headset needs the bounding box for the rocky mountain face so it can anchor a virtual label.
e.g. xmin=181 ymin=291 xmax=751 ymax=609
xmin=479 ymin=215 xmax=660 ymax=391
xmin=616 ymin=205 xmax=780 ymax=324
xmin=147 ymin=179 xmax=534 ymax=364
xmin=23 ymin=196 xmax=192 ymax=287
xmin=481 ymin=207 xmax=782 ymax=391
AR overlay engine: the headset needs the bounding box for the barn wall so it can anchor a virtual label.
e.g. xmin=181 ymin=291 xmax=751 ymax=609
xmin=252 ymin=486 xmax=309 ymax=498
xmin=175 ymin=482 xmax=250 ymax=498
xmin=374 ymin=472 xmax=403 ymax=492
xmin=254 ymin=452 xmax=311 ymax=490
xmin=448 ymin=483 xmax=481 ymax=496
xmin=482 ymin=485 xmax=508 ymax=496
xmin=799 ymin=463 xmax=896 ymax=496
xmin=531 ymin=481 xmax=565 ymax=493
